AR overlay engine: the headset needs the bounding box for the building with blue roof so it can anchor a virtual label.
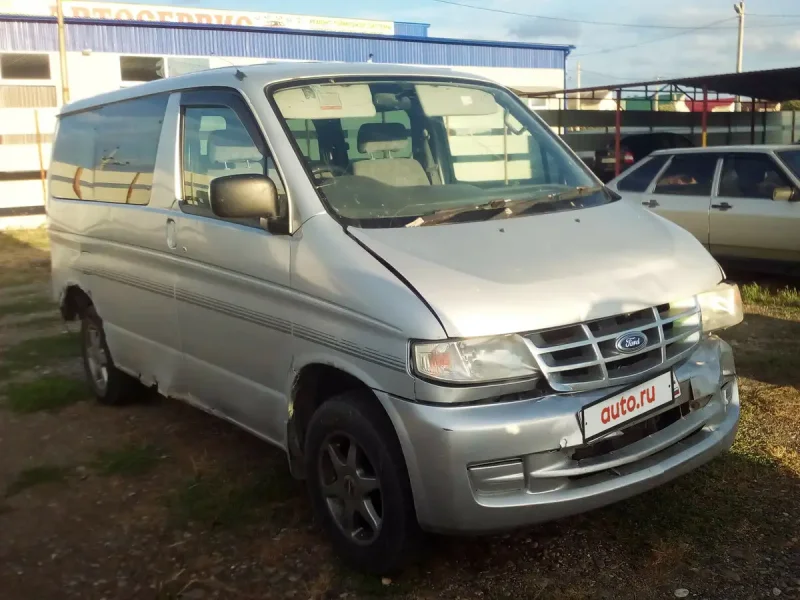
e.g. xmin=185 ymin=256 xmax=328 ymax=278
xmin=0 ymin=0 xmax=573 ymax=224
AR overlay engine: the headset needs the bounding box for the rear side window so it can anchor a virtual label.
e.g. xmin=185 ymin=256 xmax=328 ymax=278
xmin=617 ymin=155 xmax=669 ymax=192
xmin=718 ymin=154 xmax=791 ymax=199
xmin=51 ymin=94 xmax=168 ymax=205
xmin=653 ymin=154 xmax=718 ymax=196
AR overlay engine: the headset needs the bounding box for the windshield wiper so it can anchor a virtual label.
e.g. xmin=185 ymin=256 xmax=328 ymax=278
xmin=405 ymin=198 xmax=512 ymax=227
xmin=405 ymin=186 xmax=605 ymax=227
xmin=500 ymin=185 xmax=606 ymax=218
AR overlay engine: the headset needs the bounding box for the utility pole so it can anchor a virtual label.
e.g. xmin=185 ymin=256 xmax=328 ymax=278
xmin=56 ymin=0 xmax=70 ymax=104
xmin=735 ymin=2 xmax=745 ymax=73
xmin=734 ymin=1 xmax=745 ymax=111
xmin=576 ymin=62 xmax=581 ymax=110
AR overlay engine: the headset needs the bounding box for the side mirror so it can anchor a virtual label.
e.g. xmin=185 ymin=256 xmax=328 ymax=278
xmin=772 ymin=186 xmax=797 ymax=202
xmin=210 ymin=174 xmax=280 ymax=219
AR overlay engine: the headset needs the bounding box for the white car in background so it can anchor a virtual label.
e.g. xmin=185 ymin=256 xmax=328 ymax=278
xmin=607 ymin=145 xmax=800 ymax=269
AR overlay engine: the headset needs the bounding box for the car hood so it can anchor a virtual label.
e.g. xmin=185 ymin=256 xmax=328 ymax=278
xmin=349 ymin=201 xmax=722 ymax=338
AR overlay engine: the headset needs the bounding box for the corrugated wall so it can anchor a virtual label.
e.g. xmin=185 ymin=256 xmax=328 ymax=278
xmin=0 ymin=17 xmax=568 ymax=70
xmin=394 ymin=22 xmax=429 ymax=38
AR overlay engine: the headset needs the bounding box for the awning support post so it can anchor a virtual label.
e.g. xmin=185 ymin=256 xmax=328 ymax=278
xmin=615 ymin=89 xmax=622 ymax=177
xmin=701 ymin=85 xmax=709 ymax=147
xmin=750 ymin=99 xmax=757 ymax=144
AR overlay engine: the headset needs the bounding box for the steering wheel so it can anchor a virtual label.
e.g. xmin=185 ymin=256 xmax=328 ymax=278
xmin=311 ymin=164 xmax=348 ymax=179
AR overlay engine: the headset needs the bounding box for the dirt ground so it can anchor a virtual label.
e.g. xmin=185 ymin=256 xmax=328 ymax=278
xmin=0 ymin=228 xmax=798 ymax=600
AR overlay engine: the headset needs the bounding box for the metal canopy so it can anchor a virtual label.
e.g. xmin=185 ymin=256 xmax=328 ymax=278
xmin=520 ymin=66 xmax=800 ymax=103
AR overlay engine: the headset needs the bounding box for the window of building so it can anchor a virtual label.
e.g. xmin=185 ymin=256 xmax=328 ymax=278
xmin=166 ymin=57 xmax=211 ymax=77
xmin=653 ymin=154 xmax=719 ymax=196
xmin=182 ymin=105 xmax=286 ymax=224
xmin=616 ymin=155 xmax=669 ymax=193
xmin=0 ymin=85 xmax=57 ymax=108
xmin=120 ymin=56 xmax=164 ymax=83
xmin=718 ymin=154 xmax=791 ymax=199
xmin=0 ymin=53 xmax=51 ymax=80
xmin=50 ymin=94 xmax=169 ymax=204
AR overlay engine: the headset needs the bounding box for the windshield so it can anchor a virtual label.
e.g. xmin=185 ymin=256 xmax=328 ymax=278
xmin=269 ymin=78 xmax=608 ymax=227
xmin=777 ymin=149 xmax=800 ymax=179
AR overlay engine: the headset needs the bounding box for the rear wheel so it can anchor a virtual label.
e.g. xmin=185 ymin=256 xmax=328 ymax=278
xmin=80 ymin=306 xmax=142 ymax=405
xmin=304 ymin=392 xmax=421 ymax=574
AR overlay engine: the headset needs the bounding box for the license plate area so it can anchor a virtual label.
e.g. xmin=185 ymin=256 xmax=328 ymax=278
xmin=581 ymin=371 xmax=678 ymax=443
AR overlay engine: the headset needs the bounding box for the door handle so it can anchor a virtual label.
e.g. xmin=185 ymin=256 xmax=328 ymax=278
xmin=166 ymin=218 xmax=177 ymax=250
xmin=642 ymin=199 xmax=660 ymax=208
xmin=711 ymin=202 xmax=733 ymax=211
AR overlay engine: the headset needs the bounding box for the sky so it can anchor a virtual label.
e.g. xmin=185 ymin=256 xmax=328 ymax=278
xmin=121 ymin=0 xmax=800 ymax=87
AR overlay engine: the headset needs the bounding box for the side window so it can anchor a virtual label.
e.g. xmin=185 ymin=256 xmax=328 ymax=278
xmin=718 ymin=154 xmax=791 ymax=200
xmin=51 ymin=110 xmax=98 ymax=201
xmin=654 ymin=154 xmax=718 ymax=196
xmin=617 ymin=155 xmax=669 ymax=192
xmin=94 ymin=95 xmax=169 ymax=205
xmin=50 ymin=94 xmax=168 ymax=204
xmin=182 ymin=104 xmax=287 ymax=224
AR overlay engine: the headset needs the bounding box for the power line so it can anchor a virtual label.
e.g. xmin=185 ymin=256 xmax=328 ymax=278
xmin=746 ymin=12 xmax=800 ymax=17
xmin=572 ymin=17 xmax=737 ymax=57
xmin=427 ymin=0 xmax=739 ymax=29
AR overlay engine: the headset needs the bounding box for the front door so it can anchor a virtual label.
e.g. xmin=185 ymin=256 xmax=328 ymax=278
xmin=710 ymin=152 xmax=800 ymax=263
xmin=644 ymin=153 xmax=719 ymax=247
xmin=172 ymin=89 xmax=294 ymax=446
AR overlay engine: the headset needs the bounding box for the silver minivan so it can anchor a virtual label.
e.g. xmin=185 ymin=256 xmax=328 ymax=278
xmin=48 ymin=63 xmax=743 ymax=574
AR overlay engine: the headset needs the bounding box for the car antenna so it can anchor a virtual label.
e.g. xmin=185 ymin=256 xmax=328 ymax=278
xmin=211 ymin=54 xmax=247 ymax=80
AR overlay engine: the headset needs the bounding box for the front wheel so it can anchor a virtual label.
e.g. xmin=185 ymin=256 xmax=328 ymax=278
xmin=80 ymin=306 xmax=142 ymax=405
xmin=304 ymin=392 xmax=421 ymax=574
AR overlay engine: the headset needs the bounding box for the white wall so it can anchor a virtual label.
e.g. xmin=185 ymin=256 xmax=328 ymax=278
xmin=67 ymin=52 xmax=125 ymax=101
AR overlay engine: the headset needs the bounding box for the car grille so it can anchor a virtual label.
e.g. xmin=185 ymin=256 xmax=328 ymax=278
xmin=526 ymin=301 xmax=702 ymax=393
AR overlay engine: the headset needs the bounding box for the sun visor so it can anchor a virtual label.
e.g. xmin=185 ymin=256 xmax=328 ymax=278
xmin=416 ymin=84 xmax=497 ymax=116
xmin=274 ymin=84 xmax=377 ymax=119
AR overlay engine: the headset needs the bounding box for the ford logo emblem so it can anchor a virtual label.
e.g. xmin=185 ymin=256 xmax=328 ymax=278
xmin=615 ymin=331 xmax=648 ymax=354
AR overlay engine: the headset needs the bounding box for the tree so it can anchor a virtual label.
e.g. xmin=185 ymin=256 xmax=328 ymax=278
xmin=783 ymin=99 xmax=800 ymax=111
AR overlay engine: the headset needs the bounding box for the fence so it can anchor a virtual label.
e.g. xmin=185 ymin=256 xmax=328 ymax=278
xmin=0 ymin=107 xmax=56 ymax=226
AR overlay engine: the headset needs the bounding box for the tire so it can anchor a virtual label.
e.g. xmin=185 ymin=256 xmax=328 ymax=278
xmin=80 ymin=306 xmax=142 ymax=405
xmin=304 ymin=391 xmax=422 ymax=574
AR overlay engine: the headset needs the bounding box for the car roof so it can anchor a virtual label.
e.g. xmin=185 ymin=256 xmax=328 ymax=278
xmin=651 ymin=144 xmax=797 ymax=156
xmin=61 ymin=61 xmax=496 ymax=115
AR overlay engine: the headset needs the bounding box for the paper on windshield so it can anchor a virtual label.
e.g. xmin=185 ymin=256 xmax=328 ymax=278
xmin=274 ymin=84 xmax=377 ymax=119
xmin=416 ymin=84 xmax=497 ymax=117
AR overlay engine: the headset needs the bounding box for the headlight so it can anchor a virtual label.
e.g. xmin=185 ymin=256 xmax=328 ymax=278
xmin=697 ymin=283 xmax=743 ymax=332
xmin=412 ymin=334 xmax=540 ymax=384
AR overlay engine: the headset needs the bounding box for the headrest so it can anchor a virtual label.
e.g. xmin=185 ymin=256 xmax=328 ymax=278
xmin=357 ymin=122 xmax=409 ymax=154
xmin=207 ymin=128 xmax=263 ymax=164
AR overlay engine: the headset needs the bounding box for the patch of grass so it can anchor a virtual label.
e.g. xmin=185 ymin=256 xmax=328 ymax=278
xmin=0 ymin=296 xmax=55 ymax=319
xmin=0 ymin=332 xmax=79 ymax=376
xmin=0 ymin=228 xmax=51 ymax=287
xmin=0 ymin=313 xmax=63 ymax=330
xmin=168 ymin=469 xmax=299 ymax=529
xmin=3 ymin=376 xmax=87 ymax=414
xmin=5 ymin=465 xmax=71 ymax=497
xmin=741 ymin=283 xmax=800 ymax=308
xmin=94 ymin=443 xmax=163 ymax=477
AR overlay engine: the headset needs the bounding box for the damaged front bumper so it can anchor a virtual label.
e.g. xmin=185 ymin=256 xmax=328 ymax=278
xmin=382 ymin=336 xmax=738 ymax=533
